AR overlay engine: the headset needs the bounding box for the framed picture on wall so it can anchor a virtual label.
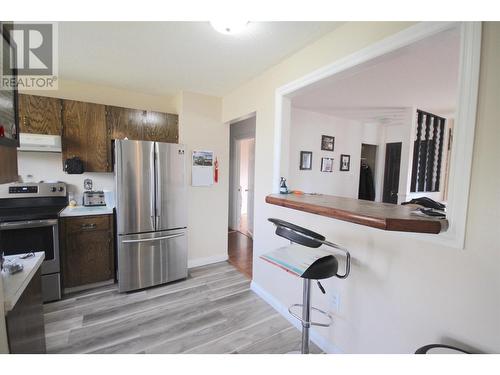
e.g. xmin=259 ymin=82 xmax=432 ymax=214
xmin=321 ymin=135 xmax=335 ymax=151
xmin=299 ymin=151 xmax=312 ymax=170
xmin=321 ymin=157 xmax=334 ymax=172
xmin=340 ymin=154 xmax=351 ymax=171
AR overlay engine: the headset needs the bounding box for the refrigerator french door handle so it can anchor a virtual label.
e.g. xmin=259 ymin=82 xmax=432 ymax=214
xmin=122 ymin=233 xmax=184 ymax=244
xmin=150 ymin=145 xmax=156 ymax=229
xmin=154 ymin=142 xmax=161 ymax=229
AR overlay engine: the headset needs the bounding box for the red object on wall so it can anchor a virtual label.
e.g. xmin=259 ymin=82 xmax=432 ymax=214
xmin=214 ymin=157 xmax=219 ymax=183
xmin=0 ymin=125 xmax=5 ymax=137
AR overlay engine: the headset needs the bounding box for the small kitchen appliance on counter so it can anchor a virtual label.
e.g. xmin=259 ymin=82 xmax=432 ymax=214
xmin=83 ymin=191 xmax=106 ymax=207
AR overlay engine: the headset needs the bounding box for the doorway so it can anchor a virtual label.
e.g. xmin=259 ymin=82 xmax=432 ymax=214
xmin=236 ymin=138 xmax=255 ymax=235
xmin=359 ymin=143 xmax=378 ymax=201
xmin=228 ymin=114 xmax=256 ymax=279
xmin=382 ymin=142 xmax=402 ymax=204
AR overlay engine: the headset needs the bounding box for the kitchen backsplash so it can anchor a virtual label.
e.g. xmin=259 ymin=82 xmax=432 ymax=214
xmin=17 ymin=151 xmax=115 ymax=206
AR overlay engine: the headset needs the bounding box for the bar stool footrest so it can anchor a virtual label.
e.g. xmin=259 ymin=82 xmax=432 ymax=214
xmin=288 ymin=303 xmax=333 ymax=327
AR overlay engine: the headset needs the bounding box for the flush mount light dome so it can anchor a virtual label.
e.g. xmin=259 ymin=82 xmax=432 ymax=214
xmin=210 ymin=21 xmax=249 ymax=35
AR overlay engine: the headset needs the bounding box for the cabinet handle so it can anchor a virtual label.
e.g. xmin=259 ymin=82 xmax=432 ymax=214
xmin=81 ymin=223 xmax=97 ymax=230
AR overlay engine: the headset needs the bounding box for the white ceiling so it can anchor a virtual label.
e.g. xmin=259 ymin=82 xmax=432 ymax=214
xmin=290 ymin=27 xmax=460 ymax=122
xmin=58 ymin=21 xmax=340 ymax=97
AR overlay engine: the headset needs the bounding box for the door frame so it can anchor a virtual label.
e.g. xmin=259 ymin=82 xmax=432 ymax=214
xmin=274 ymin=22 xmax=481 ymax=249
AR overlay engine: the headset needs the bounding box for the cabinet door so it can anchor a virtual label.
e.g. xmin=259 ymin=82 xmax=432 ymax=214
xmin=18 ymin=94 xmax=62 ymax=135
xmin=106 ymin=105 xmax=145 ymax=141
xmin=62 ymin=100 xmax=110 ymax=172
xmin=0 ymin=146 xmax=18 ymax=184
xmin=62 ymin=215 xmax=114 ymax=288
xmin=143 ymin=111 xmax=179 ymax=143
xmin=6 ymin=269 xmax=46 ymax=353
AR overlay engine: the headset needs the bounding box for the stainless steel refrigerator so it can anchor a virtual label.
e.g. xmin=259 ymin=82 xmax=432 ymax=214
xmin=114 ymin=139 xmax=187 ymax=293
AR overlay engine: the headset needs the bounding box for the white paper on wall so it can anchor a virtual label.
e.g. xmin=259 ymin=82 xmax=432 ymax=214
xmin=192 ymin=150 xmax=214 ymax=186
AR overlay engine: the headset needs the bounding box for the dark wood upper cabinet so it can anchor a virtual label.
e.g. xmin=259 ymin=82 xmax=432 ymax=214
xmin=143 ymin=111 xmax=179 ymax=143
xmin=108 ymin=106 xmax=179 ymax=144
xmin=62 ymin=100 xmax=110 ymax=172
xmin=107 ymin=105 xmax=146 ymax=141
xmin=18 ymin=94 xmax=62 ymax=135
xmin=61 ymin=215 xmax=115 ymax=289
xmin=17 ymin=94 xmax=179 ymax=174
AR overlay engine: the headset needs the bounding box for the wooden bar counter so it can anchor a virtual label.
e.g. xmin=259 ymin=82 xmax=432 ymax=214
xmin=266 ymin=194 xmax=448 ymax=234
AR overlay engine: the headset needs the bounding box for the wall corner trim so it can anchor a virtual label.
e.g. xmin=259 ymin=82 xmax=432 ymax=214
xmin=250 ymin=280 xmax=343 ymax=354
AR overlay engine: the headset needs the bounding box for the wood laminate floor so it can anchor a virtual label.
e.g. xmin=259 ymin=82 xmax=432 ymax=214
xmin=228 ymin=231 xmax=253 ymax=279
xmin=43 ymin=261 xmax=321 ymax=354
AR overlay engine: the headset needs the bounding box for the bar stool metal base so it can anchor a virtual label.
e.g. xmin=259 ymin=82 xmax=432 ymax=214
xmin=288 ymin=279 xmax=333 ymax=354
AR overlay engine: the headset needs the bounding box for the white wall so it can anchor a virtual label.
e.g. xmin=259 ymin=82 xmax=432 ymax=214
xmin=17 ymin=152 xmax=114 ymax=204
xmin=288 ymin=108 xmax=363 ymax=198
xmin=222 ymin=22 xmax=500 ymax=353
xmin=178 ymin=91 xmax=229 ymax=267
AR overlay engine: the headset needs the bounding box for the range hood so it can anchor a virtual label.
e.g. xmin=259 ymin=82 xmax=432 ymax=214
xmin=18 ymin=133 xmax=62 ymax=153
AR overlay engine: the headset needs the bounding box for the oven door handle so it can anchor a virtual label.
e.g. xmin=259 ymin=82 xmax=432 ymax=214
xmin=0 ymin=219 xmax=58 ymax=229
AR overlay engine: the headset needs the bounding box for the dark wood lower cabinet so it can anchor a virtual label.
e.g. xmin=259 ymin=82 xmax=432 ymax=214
xmin=0 ymin=145 xmax=18 ymax=184
xmin=6 ymin=268 xmax=46 ymax=354
xmin=61 ymin=215 xmax=115 ymax=289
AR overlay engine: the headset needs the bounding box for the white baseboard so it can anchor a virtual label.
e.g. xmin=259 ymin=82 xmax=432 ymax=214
xmin=250 ymin=281 xmax=343 ymax=354
xmin=188 ymin=254 xmax=228 ymax=268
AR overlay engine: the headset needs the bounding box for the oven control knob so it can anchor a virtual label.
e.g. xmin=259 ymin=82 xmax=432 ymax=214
xmin=58 ymin=187 xmax=64 ymax=192
xmin=51 ymin=186 xmax=57 ymax=192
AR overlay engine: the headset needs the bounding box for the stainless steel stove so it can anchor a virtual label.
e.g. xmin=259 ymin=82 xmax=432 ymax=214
xmin=0 ymin=182 xmax=67 ymax=302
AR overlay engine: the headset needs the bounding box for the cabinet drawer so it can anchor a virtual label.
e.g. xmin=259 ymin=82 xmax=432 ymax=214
xmin=64 ymin=215 xmax=111 ymax=233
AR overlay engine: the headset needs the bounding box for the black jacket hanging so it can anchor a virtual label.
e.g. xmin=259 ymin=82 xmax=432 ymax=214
xmin=358 ymin=164 xmax=375 ymax=201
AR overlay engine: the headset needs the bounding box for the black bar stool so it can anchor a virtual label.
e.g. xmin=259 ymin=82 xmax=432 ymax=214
xmin=268 ymin=218 xmax=351 ymax=354
xmin=415 ymin=344 xmax=470 ymax=354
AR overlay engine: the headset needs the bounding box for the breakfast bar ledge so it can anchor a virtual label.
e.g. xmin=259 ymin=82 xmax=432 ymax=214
xmin=265 ymin=194 xmax=448 ymax=234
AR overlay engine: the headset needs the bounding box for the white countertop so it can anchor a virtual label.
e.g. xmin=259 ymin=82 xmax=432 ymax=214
xmin=59 ymin=205 xmax=114 ymax=217
xmin=2 ymin=252 xmax=45 ymax=312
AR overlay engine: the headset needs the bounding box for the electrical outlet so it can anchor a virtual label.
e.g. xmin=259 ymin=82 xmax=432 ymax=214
xmin=330 ymin=290 xmax=340 ymax=313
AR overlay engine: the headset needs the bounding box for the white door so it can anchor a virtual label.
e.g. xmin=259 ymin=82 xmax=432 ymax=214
xmin=247 ymin=138 xmax=255 ymax=237
xmin=234 ymin=140 xmax=243 ymax=231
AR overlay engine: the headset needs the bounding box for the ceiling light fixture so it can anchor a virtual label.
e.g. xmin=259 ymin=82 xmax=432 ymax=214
xmin=210 ymin=21 xmax=249 ymax=35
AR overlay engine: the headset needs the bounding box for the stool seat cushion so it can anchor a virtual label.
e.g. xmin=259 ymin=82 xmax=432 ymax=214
xmin=268 ymin=218 xmax=325 ymax=248
xmin=302 ymin=255 xmax=338 ymax=280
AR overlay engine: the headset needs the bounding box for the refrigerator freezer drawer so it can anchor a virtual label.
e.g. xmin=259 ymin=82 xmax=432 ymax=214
xmin=118 ymin=229 xmax=188 ymax=293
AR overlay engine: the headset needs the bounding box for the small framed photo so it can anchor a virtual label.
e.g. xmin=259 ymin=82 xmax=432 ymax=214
xmin=321 ymin=157 xmax=334 ymax=172
xmin=300 ymin=151 xmax=312 ymax=170
xmin=321 ymin=135 xmax=335 ymax=151
xmin=340 ymin=154 xmax=351 ymax=171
